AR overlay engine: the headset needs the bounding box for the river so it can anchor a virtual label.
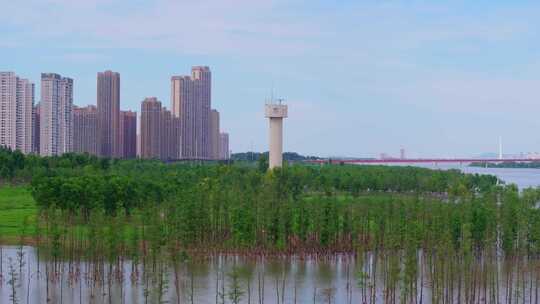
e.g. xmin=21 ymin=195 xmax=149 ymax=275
xmin=413 ymin=163 xmax=540 ymax=189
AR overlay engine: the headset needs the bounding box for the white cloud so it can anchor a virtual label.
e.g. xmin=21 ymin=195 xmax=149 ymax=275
xmin=3 ymin=0 xmax=537 ymax=60
xmin=2 ymin=0 xmax=318 ymax=55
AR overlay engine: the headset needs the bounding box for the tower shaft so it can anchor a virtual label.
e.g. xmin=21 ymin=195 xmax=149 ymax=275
xmin=265 ymin=103 xmax=288 ymax=169
xmin=269 ymin=117 xmax=283 ymax=169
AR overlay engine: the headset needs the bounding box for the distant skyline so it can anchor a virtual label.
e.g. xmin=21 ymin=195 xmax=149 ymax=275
xmin=3 ymin=0 xmax=540 ymax=157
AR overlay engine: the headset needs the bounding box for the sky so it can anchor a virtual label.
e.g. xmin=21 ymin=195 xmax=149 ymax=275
xmin=2 ymin=0 xmax=540 ymax=158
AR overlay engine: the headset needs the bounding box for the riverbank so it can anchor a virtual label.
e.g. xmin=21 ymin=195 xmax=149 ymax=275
xmin=0 ymin=186 xmax=36 ymax=243
xmin=470 ymin=161 xmax=540 ymax=169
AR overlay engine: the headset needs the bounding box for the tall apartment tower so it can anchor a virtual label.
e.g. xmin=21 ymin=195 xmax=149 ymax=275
xmin=140 ymin=97 xmax=162 ymax=159
xmin=219 ymin=132 xmax=230 ymax=160
xmin=33 ymin=103 xmax=40 ymax=153
xmin=210 ymin=109 xmax=220 ymax=159
xmin=59 ymin=77 xmax=73 ymax=154
xmin=171 ymin=115 xmax=181 ymax=159
xmin=40 ymin=73 xmax=73 ymax=156
xmin=192 ymin=66 xmax=211 ymax=159
xmin=171 ymin=66 xmax=212 ymax=160
xmin=73 ymin=105 xmax=98 ymax=155
xmin=171 ymin=75 xmax=194 ymax=158
xmin=16 ymin=79 xmax=34 ymax=154
xmin=0 ymin=72 xmax=16 ymax=150
xmin=136 ymin=134 xmax=141 ymax=158
xmin=0 ymin=72 xmax=34 ymax=154
xmin=160 ymin=108 xmax=174 ymax=160
xmin=120 ymin=110 xmax=137 ymax=159
xmin=97 ymin=71 xmax=120 ymax=158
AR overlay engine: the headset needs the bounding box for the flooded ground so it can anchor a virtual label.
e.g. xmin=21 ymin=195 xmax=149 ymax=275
xmin=1 ymin=246 xmax=539 ymax=303
xmin=0 ymin=246 xmax=360 ymax=304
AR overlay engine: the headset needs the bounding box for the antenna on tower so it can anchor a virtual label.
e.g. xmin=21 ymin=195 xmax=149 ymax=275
xmin=269 ymin=81 xmax=275 ymax=104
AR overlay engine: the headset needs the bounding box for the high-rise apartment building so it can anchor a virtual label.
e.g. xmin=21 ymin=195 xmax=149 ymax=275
xmin=136 ymin=134 xmax=141 ymax=158
xmin=160 ymin=108 xmax=173 ymax=160
xmin=73 ymin=105 xmax=98 ymax=155
xmin=0 ymin=72 xmax=16 ymax=150
xmin=192 ymin=66 xmax=211 ymax=159
xmin=16 ymin=79 xmax=34 ymax=154
xmin=171 ymin=115 xmax=181 ymax=159
xmin=97 ymin=71 xmax=120 ymax=158
xmin=33 ymin=103 xmax=40 ymax=154
xmin=140 ymin=98 xmax=181 ymax=160
xmin=171 ymin=75 xmax=194 ymax=158
xmin=0 ymin=72 xmax=34 ymax=154
xmin=59 ymin=77 xmax=73 ymax=154
xmin=40 ymin=73 xmax=73 ymax=156
xmin=210 ymin=109 xmax=220 ymax=159
xmin=140 ymin=97 xmax=162 ymax=159
xmin=171 ymin=66 xmax=212 ymax=160
xmin=219 ymin=132 xmax=229 ymax=160
xmin=120 ymin=110 xmax=137 ymax=159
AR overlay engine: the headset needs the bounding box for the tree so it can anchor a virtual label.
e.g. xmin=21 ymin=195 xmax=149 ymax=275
xmin=258 ymin=154 xmax=269 ymax=173
xmin=227 ymin=266 xmax=245 ymax=304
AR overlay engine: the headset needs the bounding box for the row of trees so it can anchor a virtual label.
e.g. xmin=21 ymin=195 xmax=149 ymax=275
xmin=1 ymin=146 xmax=498 ymax=195
xmin=0 ymin=147 xmax=111 ymax=182
xmin=29 ymin=160 xmax=497 ymax=216
xmin=231 ymin=151 xmax=319 ymax=162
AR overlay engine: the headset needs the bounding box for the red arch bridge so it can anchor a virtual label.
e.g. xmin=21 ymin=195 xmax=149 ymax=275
xmin=304 ymin=158 xmax=538 ymax=165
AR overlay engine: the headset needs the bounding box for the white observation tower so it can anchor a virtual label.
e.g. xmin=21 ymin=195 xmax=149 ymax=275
xmin=265 ymin=98 xmax=288 ymax=169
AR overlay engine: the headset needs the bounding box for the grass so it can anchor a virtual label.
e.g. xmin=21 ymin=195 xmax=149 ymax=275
xmin=0 ymin=185 xmax=37 ymax=242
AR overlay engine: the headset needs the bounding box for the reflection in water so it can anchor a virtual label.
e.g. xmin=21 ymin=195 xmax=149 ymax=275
xmin=0 ymin=246 xmax=539 ymax=303
xmin=1 ymin=247 xmax=358 ymax=304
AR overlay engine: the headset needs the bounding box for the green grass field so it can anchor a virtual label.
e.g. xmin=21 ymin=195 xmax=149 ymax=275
xmin=0 ymin=186 xmax=37 ymax=241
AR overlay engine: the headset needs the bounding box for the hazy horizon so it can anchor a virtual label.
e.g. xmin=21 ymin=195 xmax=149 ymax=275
xmin=2 ymin=0 xmax=540 ymax=158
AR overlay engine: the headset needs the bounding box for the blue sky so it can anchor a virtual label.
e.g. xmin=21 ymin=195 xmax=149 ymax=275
xmin=2 ymin=0 xmax=540 ymax=157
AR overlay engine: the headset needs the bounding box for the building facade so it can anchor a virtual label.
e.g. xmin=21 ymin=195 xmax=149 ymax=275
xmin=171 ymin=66 xmax=212 ymax=160
xmin=219 ymin=132 xmax=229 ymax=160
xmin=141 ymin=98 xmax=182 ymax=160
xmin=136 ymin=134 xmax=141 ymax=158
xmin=33 ymin=103 xmax=40 ymax=154
xmin=40 ymin=73 xmax=73 ymax=156
xmin=0 ymin=72 xmax=16 ymax=150
xmin=140 ymin=97 xmax=162 ymax=159
xmin=16 ymin=79 xmax=34 ymax=154
xmin=171 ymin=75 xmax=194 ymax=158
xmin=73 ymin=105 xmax=98 ymax=155
xmin=191 ymin=66 xmax=211 ymax=159
xmin=210 ymin=109 xmax=220 ymax=160
xmin=160 ymin=108 xmax=173 ymax=160
xmin=120 ymin=110 xmax=137 ymax=159
xmin=0 ymin=72 xmax=34 ymax=154
xmin=97 ymin=71 xmax=121 ymax=158
xmin=59 ymin=77 xmax=73 ymax=154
